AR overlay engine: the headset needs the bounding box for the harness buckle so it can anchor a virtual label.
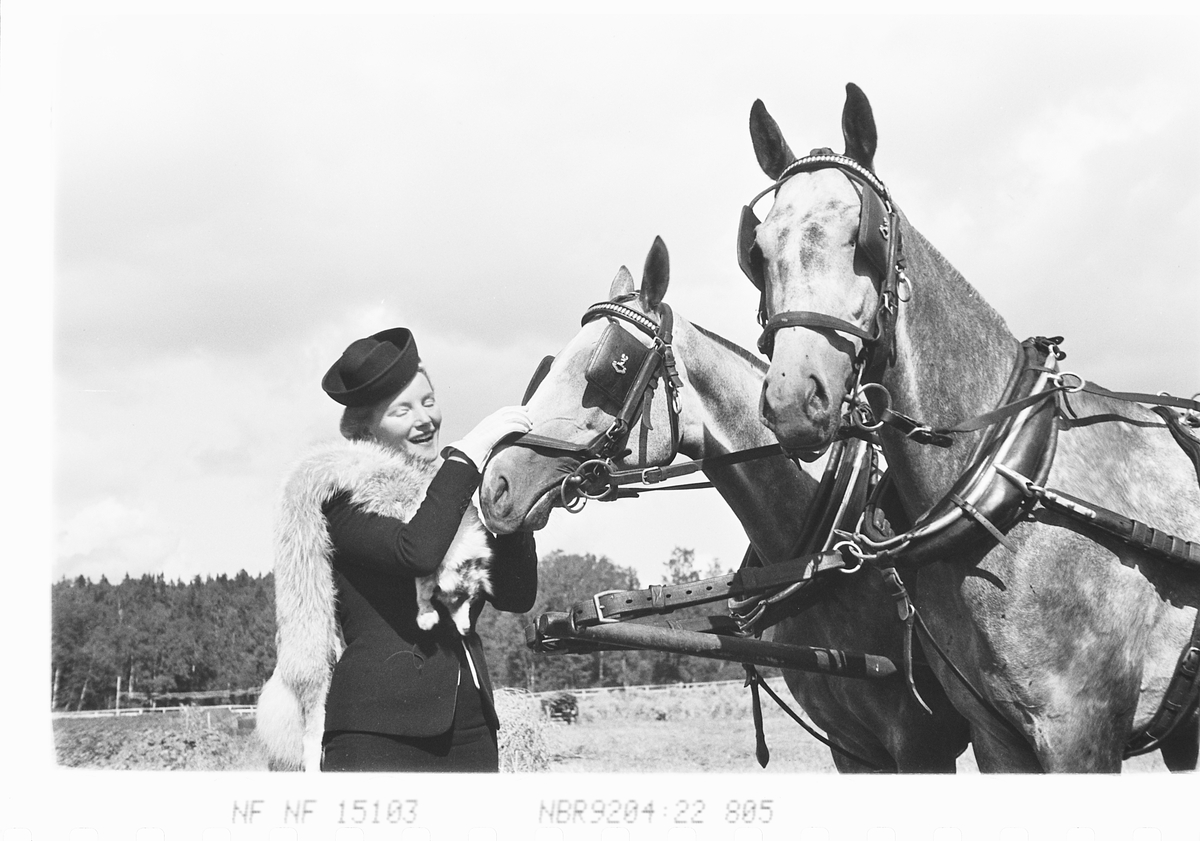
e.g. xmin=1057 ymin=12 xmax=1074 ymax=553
xmin=879 ymin=565 xmax=914 ymax=622
xmin=1181 ymin=646 xmax=1200 ymax=679
xmin=591 ymin=590 xmax=623 ymax=624
xmin=641 ymin=466 xmax=665 ymax=485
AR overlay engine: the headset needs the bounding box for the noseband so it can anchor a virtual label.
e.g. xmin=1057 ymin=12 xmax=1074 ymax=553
xmin=738 ymin=150 xmax=907 ymax=387
xmin=509 ymin=297 xmax=684 ymax=504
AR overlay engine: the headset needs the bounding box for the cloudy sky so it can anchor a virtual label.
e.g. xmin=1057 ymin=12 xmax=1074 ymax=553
xmin=42 ymin=11 xmax=1199 ymax=590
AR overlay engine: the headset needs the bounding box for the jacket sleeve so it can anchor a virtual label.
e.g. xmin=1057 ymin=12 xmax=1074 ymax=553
xmin=486 ymin=531 xmax=539 ymax=614
xmin=322 ymin=458 xmax=481 ymax=577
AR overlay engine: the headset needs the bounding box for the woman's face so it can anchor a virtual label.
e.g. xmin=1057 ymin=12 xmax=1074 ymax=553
xmin=370 ymin=372 xmax=442 ymax=460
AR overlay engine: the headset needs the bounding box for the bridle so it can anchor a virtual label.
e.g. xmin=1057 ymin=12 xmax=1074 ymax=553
xmin=738 ymin=149 xmax=908 ymax=390
xmin=508 ymin=296 xmax=684 ymax=508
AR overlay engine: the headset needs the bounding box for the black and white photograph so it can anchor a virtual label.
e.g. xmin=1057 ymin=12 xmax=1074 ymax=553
xmin=5 ymin=3 xmax=1200 ymax=837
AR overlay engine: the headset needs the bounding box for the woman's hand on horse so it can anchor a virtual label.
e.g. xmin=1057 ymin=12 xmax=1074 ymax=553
xmin=448 ymin=406 xmax=533 ymax=468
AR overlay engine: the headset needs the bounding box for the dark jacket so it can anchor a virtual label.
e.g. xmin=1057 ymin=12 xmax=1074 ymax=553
xmin=320 ymin=455 xmax=537 ymax=738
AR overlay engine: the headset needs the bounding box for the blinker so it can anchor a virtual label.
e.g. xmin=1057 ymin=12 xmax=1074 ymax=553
xmin=586 ymin=323 xmax=652 ymax=407
xmin=856 ymin=187 xmax=894 ymax=278
xmin=737 ymin=205 xmax=765 ymax=290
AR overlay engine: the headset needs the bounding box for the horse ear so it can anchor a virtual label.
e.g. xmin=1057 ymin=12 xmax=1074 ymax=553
xmin=609 ymin=265 xmax=636 ymax=300
xmin=640 ymin=236 xmax=669 ymax=311
xmin=749 ymin=99 xmax=795 ymax=180
xmin=841 ymin=83 xmax=877 ymax=171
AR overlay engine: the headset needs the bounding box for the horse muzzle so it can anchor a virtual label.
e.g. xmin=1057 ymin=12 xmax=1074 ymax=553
xmin=479 ymin=445 xmax=583 ymax=533
xmin=760 ymin=367 xmax=843 ymax=454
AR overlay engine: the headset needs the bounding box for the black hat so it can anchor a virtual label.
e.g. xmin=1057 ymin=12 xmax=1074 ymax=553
xmin=321 ymin=327 xmax=421 ymax=407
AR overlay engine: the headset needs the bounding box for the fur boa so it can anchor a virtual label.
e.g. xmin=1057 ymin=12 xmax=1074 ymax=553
xmin=255 ymin=438 xmax=493 ymax=772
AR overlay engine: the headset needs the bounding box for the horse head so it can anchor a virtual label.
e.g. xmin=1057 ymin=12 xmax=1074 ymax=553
xmin=743 ymin=83 xmax=891 ymax=456
xmin=480 ymin=236 xmax=691 ymax=534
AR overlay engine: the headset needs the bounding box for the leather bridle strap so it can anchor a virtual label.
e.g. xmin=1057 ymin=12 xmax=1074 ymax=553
xmin=602 ymin=443 xmax=787 ymax=489
xmin=508 ymin=298 xmax=682 ymax=462
xmin=744 ymin=664 xmax=886 ymax=771
xmin=751 ymin=152 xmax=903 ymax=379
xmin=1076 ymin=383 xmax=1200 ymax=415
xmin=568 ymin=550 xmax=847 ymax=628
xmin=758 ymin=311 xmax=878 ymax=354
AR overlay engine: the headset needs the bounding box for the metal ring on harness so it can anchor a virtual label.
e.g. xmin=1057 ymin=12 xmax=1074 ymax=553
xmin=559 ymin=474 xmax=588 ymax=513
xmin=560 ymin=460 xmax=609 ymax=512
xmin=848 ymin=382 xmax=891 ymax=432
xmin=831 ymin=539 xmax=872 ymax=573
xmin=1053 ymin=371 xmax=1086 ymax=393
xmin=559 ymin=458 xmax=615 ymax=513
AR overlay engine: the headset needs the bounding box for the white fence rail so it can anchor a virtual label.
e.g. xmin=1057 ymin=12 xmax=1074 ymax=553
xmin=54 ymin=680 xmax=791 ymax=717
xmin=523 ymin=676 xmax=789 ymax=700
xmin=53 ymin=704 xmax=257 ymax=719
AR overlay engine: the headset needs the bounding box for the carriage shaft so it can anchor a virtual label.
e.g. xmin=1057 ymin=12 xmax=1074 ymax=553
xmin=565 ymin=621 xmax=898 ymax=679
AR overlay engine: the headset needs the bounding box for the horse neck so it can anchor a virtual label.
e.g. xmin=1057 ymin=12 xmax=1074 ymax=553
xmin=672 ymin=318 xmax=818 ymax=562
xmin=882 ymin=219 xmax=1019 ymax=513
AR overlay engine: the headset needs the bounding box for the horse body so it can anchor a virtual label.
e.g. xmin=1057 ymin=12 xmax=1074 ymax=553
xmin=748 ymin=85 xmax=1200 ymax=771
xmin=480 ymin=239 xmax=968 ymax=772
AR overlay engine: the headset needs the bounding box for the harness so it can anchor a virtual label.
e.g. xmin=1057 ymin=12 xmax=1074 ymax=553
xmin=524 ymin=432 xmax=904 ymax=769
xmin=511 ymin=297 xmax=686 ymax=509
xmin=512 ymin=298 xmax=923 ymax=768
xmin=738 ymin=149 xmax=1200 ymax=759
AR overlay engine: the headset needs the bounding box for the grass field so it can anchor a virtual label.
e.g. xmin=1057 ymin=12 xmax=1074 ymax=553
xmin=53 ymin=679 xmax=1168 ymax=773
xmin=54 ymin=706 xmax=265 ymax=771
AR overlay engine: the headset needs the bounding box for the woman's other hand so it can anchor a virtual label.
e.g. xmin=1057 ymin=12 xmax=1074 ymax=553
xmin=447 ymin=406 xmax=532 ymax=468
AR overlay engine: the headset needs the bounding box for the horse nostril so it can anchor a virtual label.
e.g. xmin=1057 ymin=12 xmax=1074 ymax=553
xmin=808 ymin=374 xmax=828 ymax=414
xmin=482 ymin=472 xmax=511 ymax=519
xmin=760 ymin=384 xmax=775 ymax=425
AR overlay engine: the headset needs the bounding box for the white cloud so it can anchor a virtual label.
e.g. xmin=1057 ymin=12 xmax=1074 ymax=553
xmin=55 ymin=497 xmax=180 ymax=581
xmin=49 ymin=12 xmax=1200 ymax=585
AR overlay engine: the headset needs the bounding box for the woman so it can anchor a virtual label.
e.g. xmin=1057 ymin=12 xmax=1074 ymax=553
xmin=256 ymin=327 xmax=537 ymax=772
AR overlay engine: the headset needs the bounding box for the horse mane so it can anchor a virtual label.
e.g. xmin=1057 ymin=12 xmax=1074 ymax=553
xmin=690 ymin=321 xmax=766 ymax=373
xmin=622 ymin=291 xmax=766 ymax=372
xmin=898 ymin=209 xmax=1011 ymax=334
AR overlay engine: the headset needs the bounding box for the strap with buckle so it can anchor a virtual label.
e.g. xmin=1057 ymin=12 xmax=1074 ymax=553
xmin=566 ymin=550 xmax=848 ymax=629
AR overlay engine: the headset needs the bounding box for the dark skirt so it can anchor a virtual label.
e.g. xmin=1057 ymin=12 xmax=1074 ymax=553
xmin=321 ymin=669 xmax=497 ymax=773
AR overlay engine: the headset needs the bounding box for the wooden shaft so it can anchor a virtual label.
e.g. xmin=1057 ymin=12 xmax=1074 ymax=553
xmin=570 ymin=621 xmax=897 ymax=680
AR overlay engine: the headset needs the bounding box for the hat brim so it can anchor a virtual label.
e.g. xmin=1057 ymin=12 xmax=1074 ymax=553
xmin=322 ymin=327 xmax=421 ymax=407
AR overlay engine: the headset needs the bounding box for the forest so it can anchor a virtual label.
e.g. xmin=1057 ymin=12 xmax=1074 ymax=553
xmin=51 ymin=548 xmax=744 ymax=711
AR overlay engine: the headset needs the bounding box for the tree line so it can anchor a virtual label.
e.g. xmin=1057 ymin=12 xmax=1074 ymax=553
xmin=52 ymin=547 xmax=743 ymax=711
